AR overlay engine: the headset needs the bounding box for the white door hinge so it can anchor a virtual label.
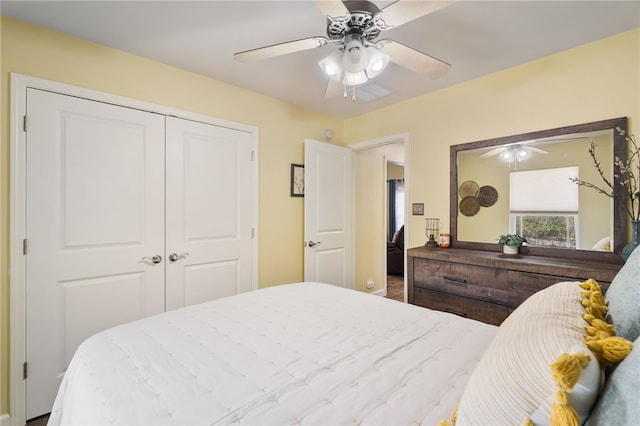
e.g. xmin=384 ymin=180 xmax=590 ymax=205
xmin=23 ymin=239 xmax=27 ymax=255
xmin=23 ymin=115 xmax=28 ymax=132
xmin=23 ymin=362 xmax=28 ymax=379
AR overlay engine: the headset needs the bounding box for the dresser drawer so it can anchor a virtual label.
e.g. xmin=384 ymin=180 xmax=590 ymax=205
xmin=505 ymin=270 xmax=573 ymax=306
xmin=505 ymin=270 xmax=612 ymax=307
xmin=412 ymin=258 xmax=509 ymax=304
xmin=413 ymin=287 xmax=512 ymax=326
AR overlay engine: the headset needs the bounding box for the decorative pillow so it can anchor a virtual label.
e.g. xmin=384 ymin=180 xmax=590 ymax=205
xmin=591 ymin=236 xmax=611 ymax=251
xmin=604 ymin=245 xmax=640 ymax=342
xmin=586 ymin=335 xmax=639 ymax=425
xmin=450 ymin=280 xmax=632 ymax=426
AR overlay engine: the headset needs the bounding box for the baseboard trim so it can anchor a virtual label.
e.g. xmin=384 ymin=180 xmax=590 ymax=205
xmin=371 ymin=289 xmax=387 ymax=297
xmin=0 ymin=413 xmax=11 ymax=426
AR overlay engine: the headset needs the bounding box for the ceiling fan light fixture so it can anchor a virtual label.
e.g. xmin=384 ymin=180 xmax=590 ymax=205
xmin=365 ymin=46 xmax=390 ymax=78
xmin=342 ymin=38 xmax=370 ymax=73
xmin=324 ymin=63 xmax=338 ymax=76
xmin=319 ymin=50 xmax=344 ymax=81
xmin=344 ymin=70 xmax=368 ymax=86
xmin=318 ymin=32 xmax=392 ymax=94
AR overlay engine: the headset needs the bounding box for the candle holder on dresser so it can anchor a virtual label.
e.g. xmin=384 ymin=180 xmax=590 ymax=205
xmin=425 ymin=218 xmax=440 ymax=248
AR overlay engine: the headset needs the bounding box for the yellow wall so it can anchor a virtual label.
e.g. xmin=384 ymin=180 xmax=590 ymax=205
xmin=345 ymin=29 xmax=640 ymax=251
xmin=387 ymin=163 xmax=405 ymax=180
xmin=0 ymin=15 xmax=344 ymax=415
xmin=355 ymin=149 xmax=386 ymax=292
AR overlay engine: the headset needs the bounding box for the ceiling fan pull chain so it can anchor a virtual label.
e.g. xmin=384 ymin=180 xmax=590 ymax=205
xmin=348 ymin=73 xmax=357 ymax=102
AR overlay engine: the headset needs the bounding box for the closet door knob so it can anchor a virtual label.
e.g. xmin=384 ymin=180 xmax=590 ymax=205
xmin=168 ymin=252 xmax=189 ymax=262
xmin=142 ymin=255 xmax=162 ymax=264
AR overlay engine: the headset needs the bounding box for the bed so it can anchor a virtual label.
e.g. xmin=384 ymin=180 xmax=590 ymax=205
xmin=49 ymin=248 xmax=640 ymax=425
xmin=48 ymin=282 xmax=497 ymax=425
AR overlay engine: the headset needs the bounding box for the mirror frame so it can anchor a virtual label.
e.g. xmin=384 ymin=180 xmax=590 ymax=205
xmin=450 ymin=117 xmax=627 ymax=263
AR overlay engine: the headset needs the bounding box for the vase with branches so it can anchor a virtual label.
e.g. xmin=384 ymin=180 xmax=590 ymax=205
xmin=569 ymin=127 xmax=639 ymax=259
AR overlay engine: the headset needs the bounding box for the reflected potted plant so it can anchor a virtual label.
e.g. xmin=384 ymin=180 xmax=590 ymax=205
xmin=498 ymin=233 xmax=527 ymax=255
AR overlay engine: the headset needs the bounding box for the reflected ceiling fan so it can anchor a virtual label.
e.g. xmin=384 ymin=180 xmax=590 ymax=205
xmin=234 ymin=0 xmax=454 ymax=100
xmin=480 ymin=134 xmax=590 ymax=161
xmin=480 ymin=143 xmax=550 ymax=160
xmin=480 ymin=143 xmax=549 ymax=169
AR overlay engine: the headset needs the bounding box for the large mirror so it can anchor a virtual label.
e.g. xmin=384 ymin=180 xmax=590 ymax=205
xmin=450 ymin=117 xmax=627 ymax=263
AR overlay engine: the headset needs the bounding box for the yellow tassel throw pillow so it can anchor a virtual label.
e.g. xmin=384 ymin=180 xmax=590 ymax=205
xmin=454 ymin=280 xmax=632 ymax=426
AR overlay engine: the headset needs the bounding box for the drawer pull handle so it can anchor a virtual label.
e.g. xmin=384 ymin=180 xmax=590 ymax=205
xmin=443 ymin=275 xmax=467 ymax=284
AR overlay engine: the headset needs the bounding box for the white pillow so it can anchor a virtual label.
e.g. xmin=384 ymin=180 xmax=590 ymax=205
xmin=591 ymin=236 xmax=612 ymax=251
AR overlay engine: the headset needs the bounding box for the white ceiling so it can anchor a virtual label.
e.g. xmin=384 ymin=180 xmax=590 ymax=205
xmin=2 ymin=0 xmax=639 ymax=119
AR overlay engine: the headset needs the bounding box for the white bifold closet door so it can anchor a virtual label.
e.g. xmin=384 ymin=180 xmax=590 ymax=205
xmin=165 ymin=116 xmax=253 ymax=310
xmin=25 ymin=89 xmax=253 ymax=419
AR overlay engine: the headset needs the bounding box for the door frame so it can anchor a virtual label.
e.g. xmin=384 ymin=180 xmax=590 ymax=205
xmin=9 ymin=73 xmax=259 ymax=425
xmin=349 ymin=132 xmax=409 ymax=301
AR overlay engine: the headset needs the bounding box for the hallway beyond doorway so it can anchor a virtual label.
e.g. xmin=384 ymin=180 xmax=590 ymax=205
xmin=385 ymin=275 xmax=404 ymax=302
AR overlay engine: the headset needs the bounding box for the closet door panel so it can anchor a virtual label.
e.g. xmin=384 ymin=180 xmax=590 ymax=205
xmin=165 ymin=117 xmax=253 ymax=310
xmin=25 ymin=89 xmax=166 ymax=419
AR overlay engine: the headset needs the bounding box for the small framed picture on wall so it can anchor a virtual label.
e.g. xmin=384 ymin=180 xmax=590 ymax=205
xmin=290 ymin=164 xmax=304 ymax=197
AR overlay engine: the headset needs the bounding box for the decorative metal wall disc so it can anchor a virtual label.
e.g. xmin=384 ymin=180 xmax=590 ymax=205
xmin=477 ymin=185 xmax=498 ymax=207
xmin=458 ymin=180 xmax=480 ymax=198
xmin=459 ymin=196 xmax=480 ymax=216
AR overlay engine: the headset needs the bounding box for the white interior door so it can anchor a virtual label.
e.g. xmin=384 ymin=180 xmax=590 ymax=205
xmin=25 ymin=89 xmax=166 ymax=419
xmin=165 ymin=117 xmax=254 ymax=310
xmin=304 ymin=139 xmax=353 ymax=287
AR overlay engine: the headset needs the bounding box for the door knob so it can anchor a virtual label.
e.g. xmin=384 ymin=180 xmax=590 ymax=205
xmin=168 ymin=252 xmax=189 ymax=262
xmin=308 ymin=241 xmax=321 ymax=248
xmin=142 ymin=255 xmax=162 ymax=264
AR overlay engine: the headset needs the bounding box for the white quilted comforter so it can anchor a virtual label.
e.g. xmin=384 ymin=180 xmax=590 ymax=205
xmin=49 ymin=282 xmax=497 ymax=425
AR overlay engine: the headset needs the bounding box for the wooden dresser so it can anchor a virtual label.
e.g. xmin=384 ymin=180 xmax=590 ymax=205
xmin=407 ymin=247 xmax=622 ymax=326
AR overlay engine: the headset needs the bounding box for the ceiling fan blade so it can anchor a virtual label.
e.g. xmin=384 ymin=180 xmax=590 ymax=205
xmin=234 ymin=37 xmax=328 ymax=63
xmin=377 ymin=1 xmax=455 ymax=28
xmin=529 ymin=146 xmax=550 ymax=154
xmin=325 ymin=79 xmax=345 ymax=99
xmin=480 ymin=147 xmax=507 ymax=159
xmin=381 ymin=40 xmax=450 ymax=79
xmin=314 ymin=0 xmax=349 ymax=18
xmin=539 ymin=136 xmax=588 ymax=143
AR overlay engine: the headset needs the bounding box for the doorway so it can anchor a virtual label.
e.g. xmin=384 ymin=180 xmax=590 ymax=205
xmin=386 ymin=162 xmax=405 ymax=302
xmin=350 ymin=134 xmax=407 ymax=300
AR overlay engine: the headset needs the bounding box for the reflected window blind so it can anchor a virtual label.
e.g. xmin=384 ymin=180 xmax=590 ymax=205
xmin=510 ymin=166 xmax=578 ymax=212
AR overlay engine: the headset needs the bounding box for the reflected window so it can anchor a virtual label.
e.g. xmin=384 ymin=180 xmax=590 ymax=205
xmin=509 ymin=166 xmax=580 ymax=249
xmin=511 ymin=214 xmax=578 ymax=249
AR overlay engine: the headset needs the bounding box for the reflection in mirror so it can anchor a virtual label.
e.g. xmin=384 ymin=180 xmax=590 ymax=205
xmin=450 ymin=118 xmax=627 ymax=261
xmin=458 ymin=131 xmax=612 ymax=250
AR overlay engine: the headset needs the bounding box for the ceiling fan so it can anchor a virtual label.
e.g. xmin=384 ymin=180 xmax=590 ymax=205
xmin=480 ymin=134 xmax=592 ymax=160
xmin=234 ymin=0 xmax=454 ymax=100
xmin=480 ymin=143 xmax=550 ymax=160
